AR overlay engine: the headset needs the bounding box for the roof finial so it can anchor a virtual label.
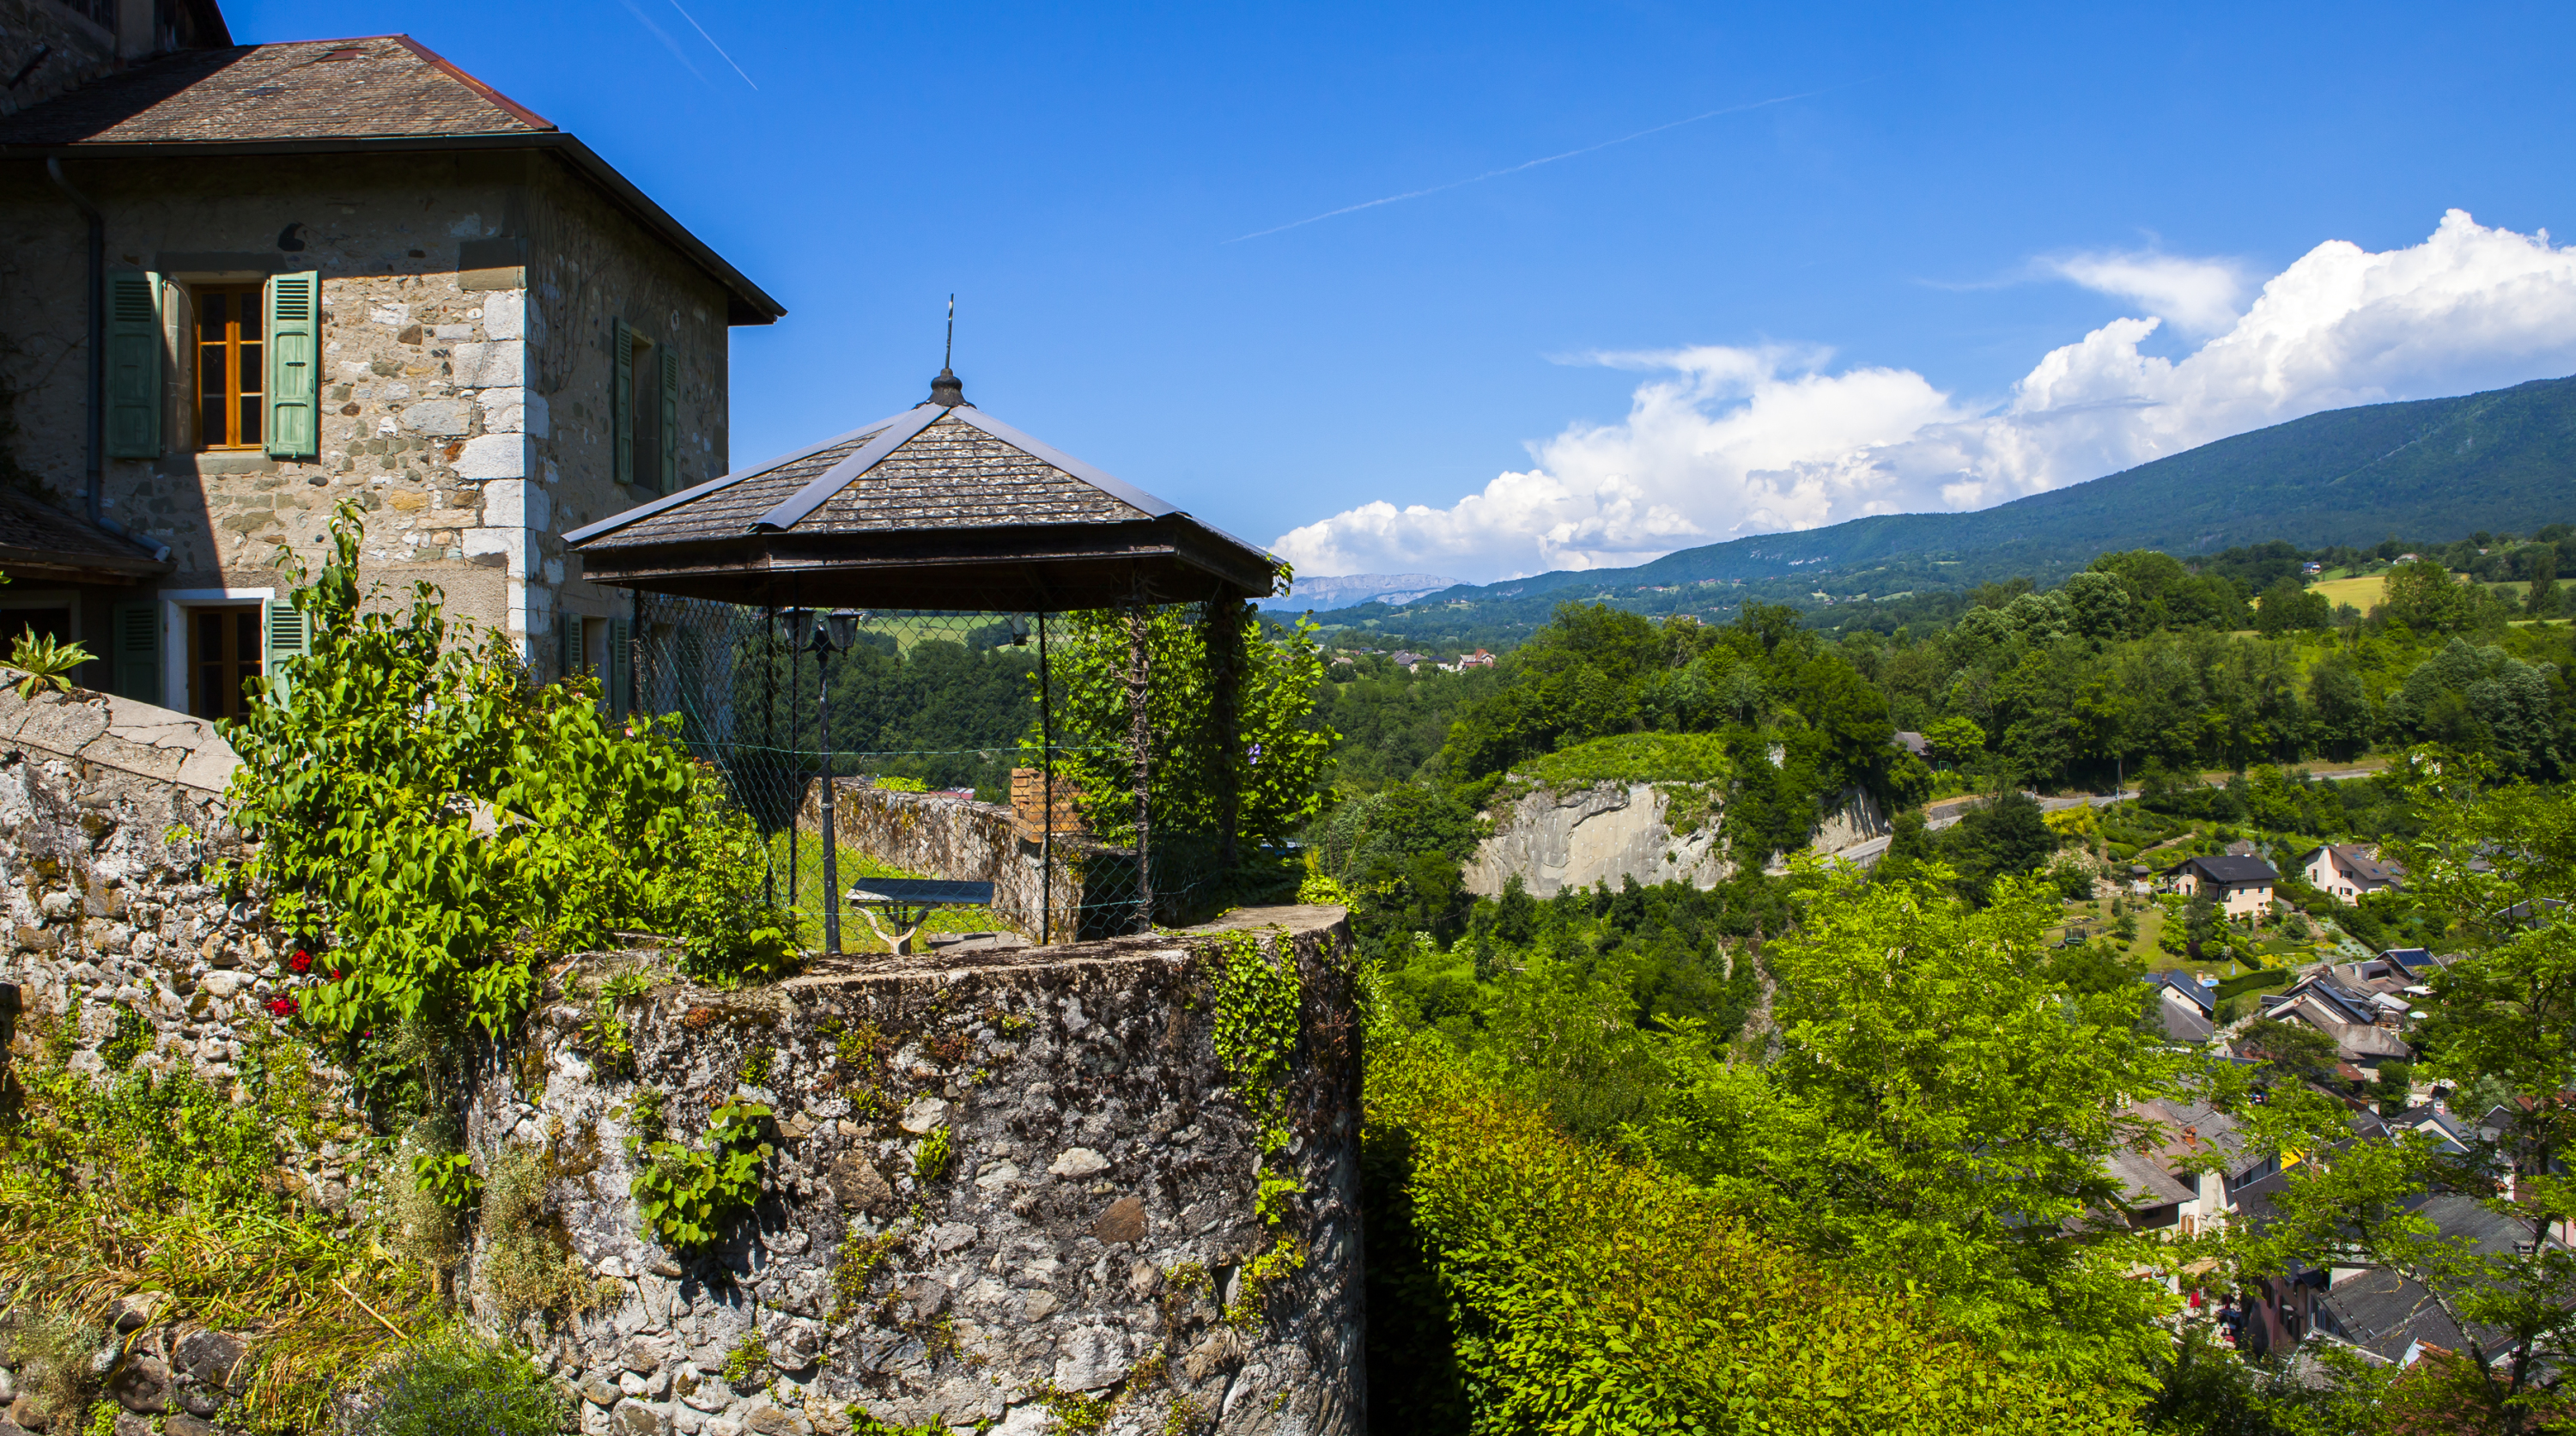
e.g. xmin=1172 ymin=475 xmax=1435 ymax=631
xmin=929 ymin=295 xmax=964 ymax=408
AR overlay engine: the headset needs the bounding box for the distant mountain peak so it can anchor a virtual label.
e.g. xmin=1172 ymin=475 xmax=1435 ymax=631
xmin=1261 ymin=572 xmax=1461 ymax=610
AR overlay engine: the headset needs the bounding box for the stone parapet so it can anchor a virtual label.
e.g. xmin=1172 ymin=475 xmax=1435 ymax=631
xmin=477 ymin=905 xmax=1362 ymax=1436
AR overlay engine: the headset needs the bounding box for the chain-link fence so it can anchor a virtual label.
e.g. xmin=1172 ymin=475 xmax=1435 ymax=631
xmin=623 ymin=594 xmax=1249 ymax=954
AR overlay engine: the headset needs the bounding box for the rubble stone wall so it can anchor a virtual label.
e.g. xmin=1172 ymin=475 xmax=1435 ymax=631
xmin=0 ymin=687 xmax=1365 ymax=1435
xmin=478 ymin=907 xmax=1363 ymax=1436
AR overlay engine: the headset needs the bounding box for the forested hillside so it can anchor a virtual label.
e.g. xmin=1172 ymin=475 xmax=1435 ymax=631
xmin=1314 ymin=532 xmax=2576 ymax=1433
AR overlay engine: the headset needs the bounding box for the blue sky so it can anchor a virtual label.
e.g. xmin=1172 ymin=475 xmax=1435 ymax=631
xmin=233 ymin=1 xmax=2576 ymax=581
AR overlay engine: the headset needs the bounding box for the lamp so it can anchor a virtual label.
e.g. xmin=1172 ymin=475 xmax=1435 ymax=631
xmin=826 ymin=609 xmax=861 ymax=653
xmin=1008 ymin=615 xmax=1030 ymax=647
xmin=781 ymin=607 xmax=814 ymax=642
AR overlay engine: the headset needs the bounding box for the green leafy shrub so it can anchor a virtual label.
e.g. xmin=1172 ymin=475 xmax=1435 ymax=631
xmin=720 ymin=1330 xmax=771 ymax=1387
xmin=633 ymin=1098 xmax=773 ymax=1253
xmin=354 ymin=1326 xmax=568 ymax=1436
xmin=1515 ymin=731 xmax=1731 ymax=789
xmin=1029 ymin=597 xmax=1333 ymax=849
xmin=220 ymin=503 xmax=794 ymax=1046
xmin=1364 ymin=1033 xmax=2145 ymax=1433
xmin=97 ymin=1003 xmax=150 ymax=1072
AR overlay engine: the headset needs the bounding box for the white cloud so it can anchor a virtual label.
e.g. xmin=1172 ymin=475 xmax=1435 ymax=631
xmin=1273 ymin=210 xmax=2576 ymax=581
xmin=2041 ymin=248 xmax=2251 ymax=335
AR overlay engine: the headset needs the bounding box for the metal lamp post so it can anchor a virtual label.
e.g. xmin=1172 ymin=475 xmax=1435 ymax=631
xmin=812 ymin=608 xmax=866 ymax=954
xmin=783 ymin=606 xmax=865 ymax=957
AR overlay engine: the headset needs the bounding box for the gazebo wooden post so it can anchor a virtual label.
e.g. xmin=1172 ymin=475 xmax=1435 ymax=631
xmin=1125 ymin=584 xmax=1154 ymax=933
xmin=1206 ymin=587 xmax=1247 ymax=869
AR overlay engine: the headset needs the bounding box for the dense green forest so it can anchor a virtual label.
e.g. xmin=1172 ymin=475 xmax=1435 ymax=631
xmin=1299 ymin=532 xmax=2576 ymax=1433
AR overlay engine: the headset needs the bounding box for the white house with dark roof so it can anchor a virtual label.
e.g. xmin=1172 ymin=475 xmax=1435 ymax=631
xmin=2166 ymin=853 xmax=2281 ymax=918
xmin=2299 ymin=843 xmax=2404 ymax=903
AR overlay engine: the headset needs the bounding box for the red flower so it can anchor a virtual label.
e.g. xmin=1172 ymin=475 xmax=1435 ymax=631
xmin=288 ymin=950 xmax=313 ymax=975
xmin=265 ymin=995 xmax=299 ymax=1019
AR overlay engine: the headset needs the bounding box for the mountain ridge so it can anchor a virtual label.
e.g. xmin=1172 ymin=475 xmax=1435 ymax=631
xmin=1336 ymin=372 xmax=2576 ymax=614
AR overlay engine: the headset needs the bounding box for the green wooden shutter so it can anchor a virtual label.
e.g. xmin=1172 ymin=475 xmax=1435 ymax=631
xmin=612 ymin=317 xmax=635 ymax=487
xmin=105 ymin=271 xmax=162 ymax=458
xmin=264 ymin=271 xmax=319 ymax=458
xmin=110 ymin=602 xmax=159 ymax=704
xmin=608 ymin=617 xmax=633 ymax=719
xmin=659 ymin=343 xmax=680 ymax=494
xmin=559 ymin=611 xmax=585 ymax=680
xmin=264 ymin=599 xmax=309 ymax=703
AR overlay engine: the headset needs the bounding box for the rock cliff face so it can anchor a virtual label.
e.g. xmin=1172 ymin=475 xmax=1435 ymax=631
xmin=1463 ymin=783 xmax=1727 ymax=898
xmin=1462 ymin=780 xmax=1893 ymax=898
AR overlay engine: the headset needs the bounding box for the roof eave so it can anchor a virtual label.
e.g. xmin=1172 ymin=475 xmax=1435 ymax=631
xmin=2 ymin=131 xmax=784 ymax=325
xmin=0 ymin=545 xmax=172 ymax=582
xmin=575 ymin=515 xmax=1278 ymax=609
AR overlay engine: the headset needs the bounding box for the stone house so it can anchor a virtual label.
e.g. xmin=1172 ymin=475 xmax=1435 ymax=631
xmin=0 ymin=15 xmax=781 ymax=720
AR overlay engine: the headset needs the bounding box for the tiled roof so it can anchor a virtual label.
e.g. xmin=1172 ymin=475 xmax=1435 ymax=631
xmin=0 ymin=35 xmax=782 ymax=326
xmin=0 ymin=37 xmax=550 ymax=147
xmin=2181 ymin=854 xmax=2281 ymax=885
xmin=575 ymin=406 xmax=1163 ymax=553
xmin=2318 ymin=1269 xmax=2475 ymax=1362
xmin=0 ymin=491 xmax=169 ymax=578
xmin=803 ymin=414 xmax=1148 ymax=535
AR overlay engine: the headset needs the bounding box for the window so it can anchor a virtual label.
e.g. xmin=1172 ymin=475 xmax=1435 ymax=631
xmin=197 ymin=284 xmax=266 ymax=450
xmin=191 ymin=605 xmax=264 ymax=719
xmin=629 ymin=330 xmax=661 ymax=483
xmin=612 ymin=316 xmax=679 ymax=493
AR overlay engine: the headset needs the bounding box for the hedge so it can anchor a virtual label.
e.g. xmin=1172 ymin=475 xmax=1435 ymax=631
xmin=1363 ymin=1036 xmax=2145 ymax=1434
xmin=2214 ymin=968 xmax=2291 ymax=1001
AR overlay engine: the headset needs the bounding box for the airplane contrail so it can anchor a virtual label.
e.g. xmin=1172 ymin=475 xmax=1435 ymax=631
xmin=1226 ymin=88 xmax=1838 ymax=243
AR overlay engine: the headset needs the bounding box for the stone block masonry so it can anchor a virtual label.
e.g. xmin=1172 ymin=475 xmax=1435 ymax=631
xmin=476 ymin=906 xmax=1363 ymax=1436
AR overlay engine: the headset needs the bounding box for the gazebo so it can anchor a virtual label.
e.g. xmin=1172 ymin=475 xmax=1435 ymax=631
xmin=563 ymin=368 xmax=1279 ymax=951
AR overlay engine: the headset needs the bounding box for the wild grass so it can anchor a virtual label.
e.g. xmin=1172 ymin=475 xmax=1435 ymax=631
xmin=0 ymin=1037 xmax=430 ymax=1433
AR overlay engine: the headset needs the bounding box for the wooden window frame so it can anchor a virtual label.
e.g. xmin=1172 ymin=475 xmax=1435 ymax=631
xmin=185 ymin=603 xmax=265 ymax=721
xmin=193 ymin=283 xmax=266 ymax=452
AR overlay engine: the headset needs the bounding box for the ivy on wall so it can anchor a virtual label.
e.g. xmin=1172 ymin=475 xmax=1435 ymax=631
xmin=1207 ymin=927 xmax=1311 ymax=1323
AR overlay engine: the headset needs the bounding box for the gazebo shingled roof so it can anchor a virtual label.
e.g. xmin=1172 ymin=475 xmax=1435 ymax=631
xmin=564 ymin=378 xmax=1277 ymax=611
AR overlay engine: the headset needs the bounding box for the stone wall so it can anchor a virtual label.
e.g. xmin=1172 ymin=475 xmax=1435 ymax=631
xmin=0 ymin=686 xmax=1366 ymax=1435
xmin=0 ymin=137 xmax=736 ymax=672
xmin=473 ymin=906 xmax=1363 ymax=1436
xmin=1464 ymin=779 xmax=1894 ymax=898
xmin=0 ymin=688 xmax=306 ymax=1431
xmin=796 ymin=780 xmax=1087 ymax=942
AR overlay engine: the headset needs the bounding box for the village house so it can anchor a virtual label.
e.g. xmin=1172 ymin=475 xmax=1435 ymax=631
xmin=0 ymin=4 xmax=781 ymax=719
xmin=2164 ymin=852 xmax=2281 ymax=919
xmin=2298 ymin=842 xmax=2404 ymax=903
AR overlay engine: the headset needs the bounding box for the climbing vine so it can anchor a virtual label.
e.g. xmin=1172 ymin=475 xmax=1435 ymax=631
xmin=1206 ymin=928 xmax=1309 ymax=1324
